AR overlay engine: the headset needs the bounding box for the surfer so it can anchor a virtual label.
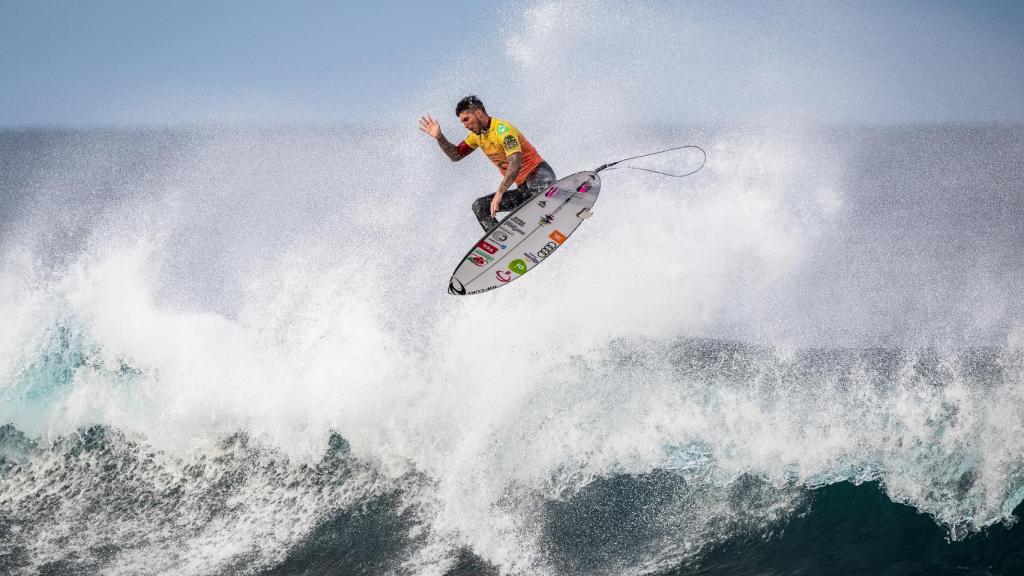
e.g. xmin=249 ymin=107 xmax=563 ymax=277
xmin=419 ymin=95 xmax=555 ymax=232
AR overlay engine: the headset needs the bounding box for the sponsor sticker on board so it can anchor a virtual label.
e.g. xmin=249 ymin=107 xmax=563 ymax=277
xmin=504 ymin=215 xmax=528 ymax=236
xmin=549 ymin=230 xmax=566 ymax=244
xmin=467 ymin=248 xmax=494 ymax=267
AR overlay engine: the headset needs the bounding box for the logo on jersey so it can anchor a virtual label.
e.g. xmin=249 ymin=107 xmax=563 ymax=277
xmin=497 ymin=123 xmax=508 ymax=134
xmin=502 ymin=135 xmax=519 ymax=151
xmin=549 ymin=230 xmax=567 ymax=244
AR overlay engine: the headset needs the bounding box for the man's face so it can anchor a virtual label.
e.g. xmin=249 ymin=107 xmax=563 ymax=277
xmin=459 ymin=109 xmax=486 ymax=133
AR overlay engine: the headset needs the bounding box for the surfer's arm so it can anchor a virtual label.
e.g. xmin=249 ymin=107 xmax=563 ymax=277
xmin=490 ymin=152 xmax=523 ymax=216
xmin=419 ymin=115 xmax=470 ymax=161
xmin=437 ymin=133 xmax=470 ymax=162
xmin=499 ymin=152 xmax=523 ymax=192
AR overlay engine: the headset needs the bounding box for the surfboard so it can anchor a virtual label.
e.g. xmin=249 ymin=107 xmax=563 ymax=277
xmin=448 ymin=171 xmax=601 ymax=295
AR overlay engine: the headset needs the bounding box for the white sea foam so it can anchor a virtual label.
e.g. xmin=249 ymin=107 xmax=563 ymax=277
xmin=1 ymin=1 xmax=1023 ymax=574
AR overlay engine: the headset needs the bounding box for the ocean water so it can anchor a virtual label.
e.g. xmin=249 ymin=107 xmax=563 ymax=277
xmin=1 ymin=123 xmax=1022 ymax=576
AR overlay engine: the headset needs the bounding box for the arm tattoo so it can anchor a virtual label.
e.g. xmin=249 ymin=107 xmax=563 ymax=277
xmin=498 ymin=153 xmax=523 ymax=193
xmin=436 ymin=133 xmax=462 ymax=162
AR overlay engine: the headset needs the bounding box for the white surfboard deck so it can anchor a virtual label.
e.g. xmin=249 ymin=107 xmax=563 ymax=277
xmin=448 ymin=171 xmax=601 ymax=295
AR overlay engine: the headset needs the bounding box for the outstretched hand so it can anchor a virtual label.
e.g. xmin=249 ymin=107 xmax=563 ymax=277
xmin=418 ymin=115 xmax=441 ymax=139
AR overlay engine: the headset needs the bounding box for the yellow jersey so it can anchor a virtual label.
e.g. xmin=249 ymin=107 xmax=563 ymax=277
xmin=460 ymin=117 xmax=544 ymax=186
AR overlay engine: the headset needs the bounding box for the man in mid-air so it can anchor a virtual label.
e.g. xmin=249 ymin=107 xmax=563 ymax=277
xmin=419 ymin=95 xmax=555 ymax=232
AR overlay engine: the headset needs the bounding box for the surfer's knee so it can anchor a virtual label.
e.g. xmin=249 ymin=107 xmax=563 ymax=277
xmin=530 ymin=162 xmax=556 ymax=189
xmin=472 ymin=196 xmax=490 ymax=215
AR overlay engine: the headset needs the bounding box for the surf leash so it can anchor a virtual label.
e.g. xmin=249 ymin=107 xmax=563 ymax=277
xmin=594 ymin=144 xmax=707 ymax=177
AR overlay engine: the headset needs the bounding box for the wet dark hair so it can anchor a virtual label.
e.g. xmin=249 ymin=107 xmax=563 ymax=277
xmin=456 ymin=95 xmax=485 ymax=116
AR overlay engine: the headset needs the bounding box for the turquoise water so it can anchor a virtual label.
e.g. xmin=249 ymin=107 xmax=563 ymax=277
xmin=1 ymin=126 xmax=1023 ymax=575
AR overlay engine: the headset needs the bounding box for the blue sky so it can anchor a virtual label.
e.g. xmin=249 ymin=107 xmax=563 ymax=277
xmin=2 ymin=0 xmax=1023 ymax=127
